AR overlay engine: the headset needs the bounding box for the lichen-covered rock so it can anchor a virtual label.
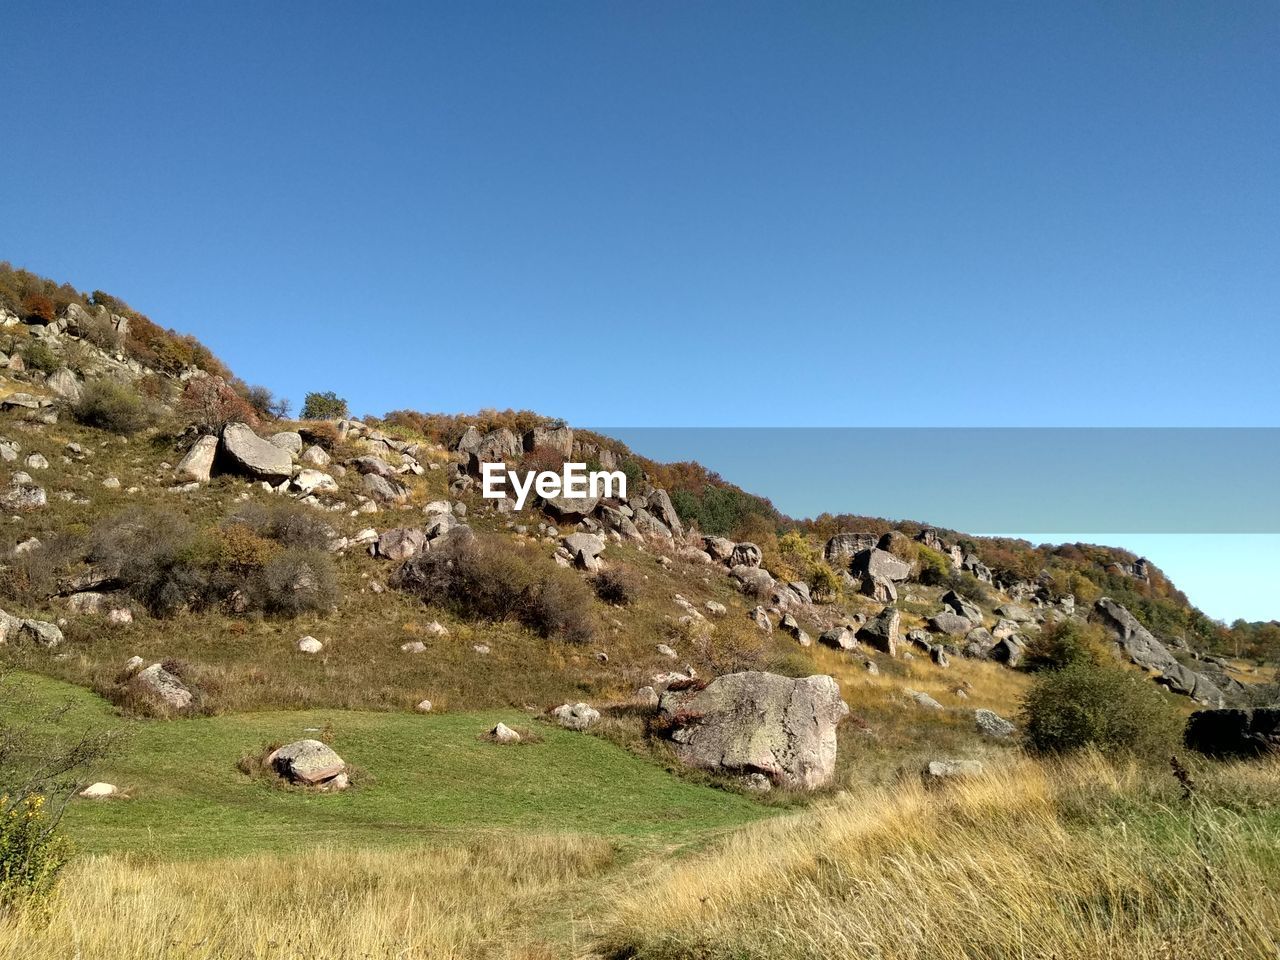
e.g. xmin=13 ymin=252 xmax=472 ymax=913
xmin=176 ymin=435 xmax=218 ymax=483
xmin=657 ymin=671 xmax=849 ymax=790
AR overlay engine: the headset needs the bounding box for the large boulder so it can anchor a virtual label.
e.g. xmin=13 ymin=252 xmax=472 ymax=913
xmin=1185 ymin=708 xmax=1280 ymax=758
xmin=642 ymin=489 xmax=684 ymax=539
xmin=267 ymin=739 xmax=348 ymax=787
xmin=376 ymin=528 xmax=427 ymax=561
xmin=823 ymin=533 xmax=878 ymax=565
xmin=657 ymin=672 xmax=848 ymax=790
xmin=729 ymin=542 xmax=762 ymax=568
xmin=269 ymin=432 xmax=304 ymax=457
xmin=1093 ymin=598 xmax=1227 ymax=705
xmin=928 ymin=611 xmax=974 ymax=637
xmin=857 ymin=607 xmax=900 ymax=656
xmin=524 ymin=425 xmax=574 ymax=458
xmin=132 ymin=663 xmax=193 ymax=710
xmin=543 ymin=495 xmax=599 ymax=521
xmin=941 ymin=590 xmax=983 ymax=624
xmin=219 ymin=423 xmax=293 ymax=481
xmin=176 ymin=435 xmax=219 ymax=483
xmin=362 ymin=473 xmax=409 ymax=504
xmin=851 ymin=548 xmax=911 ymax=583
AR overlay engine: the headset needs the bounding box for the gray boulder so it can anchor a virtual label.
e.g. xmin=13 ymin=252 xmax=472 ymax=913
xmin=975 ymin=708 xmax=1016 ymax=739
xmin=823 ymin=533 xmax=878 ymax=564
xmin=729 ymin=542 xmax=762 ymax=568
xmin=928 ymin=611 xmax=974 ymax=636
xmin=269 ymin=432 xmax=304 ymax=457
xmin=376 ymin=528 xmax=427 ymax=561
xmin=542 ymin=495 xmax=600 ymax=521
xmin=176 ymin=435 xmax=218 ymax=483
xmin=132 ymin=663 xmax=193 ymax=710
xmin=267 ymin=739 xmax=347 ymax=787
xmin=220 ymin=423 xmax=293 ymax=481
xmin=362 ymin=473 xmax=409 ymax=504
xmin=941 ymin=590 xmax=983 ymax=624
xmin=551 ymin=702 xmax=601 ymax=731
xmin=923 ymin=759 xmax=984 ymax=783
xmin=657 ymin=671 xmax=849 ymax=790
xmin=857 ymin=607 xmax=900 ymax=656
xmin=819 ymin=626 xmax=857 ymax=651
xmin=851 ymin=548 xmax=911 ymax=583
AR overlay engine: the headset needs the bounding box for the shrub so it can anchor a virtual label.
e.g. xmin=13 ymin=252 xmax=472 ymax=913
xmin=78 ymin=313 xmax=123 ymax=352
xmin=394 ymin=534 xmax=596 ymax=644
xmin=20 ymin=341 xmax=60 ymax=375
xmin=1023 ymin=620 xmax=1109 ymax=672
xmin=72 ymin=379 xmax=156 ymax=435
xmin=89 ymin=508 xmax=209 ymax=617
xmin=0 ymin=794 xmax=69 ymax=915
xmin=252 ymin=548 xmax=340 ymax=617
xmin=0 ymin=672 xmax=115 ymax=915
xmin=226 ymin=502 xmax=335 ymax=550
xmin=178 ymin=377 xmax=258 ymax=433
xmin=1020 ymin=661 xmax=1182 ymax=758
xmin=20 ymin=293 xmax=54 ymax=323
xmin=594 ymin=567 xmax=637 ymax=606
xmin=916 ymin=545 xmax=952 ymax=585
xmin=301 ymin=391 xmax=348 ymax=421
xmin=243 ymin=384 xmax=289 ymax=420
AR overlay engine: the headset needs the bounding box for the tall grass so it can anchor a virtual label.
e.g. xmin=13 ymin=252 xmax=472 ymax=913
xmin=0 ymin=834 xmax=613 ymax=960
xmin=598 ymin=753 xmax=1280 ymax=960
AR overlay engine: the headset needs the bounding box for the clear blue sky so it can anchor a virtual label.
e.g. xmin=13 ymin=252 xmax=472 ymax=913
xmin=2 ymin=3 xmax=1277 ymax=619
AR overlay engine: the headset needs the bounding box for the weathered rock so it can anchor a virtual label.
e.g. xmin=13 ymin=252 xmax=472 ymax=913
xmin=705 ymin=600 xmax=727 ymax=617
xmin=297 ymin=635 xmax=323 ymax=654
xmin=268 ymin=739 xmax=347 ymax=786
xmin=1185 ymin=708 xmax=1280 ymax=758
xmin=542 ymin=494 xmax=600 ymax=522
xmin=1094 ymin=598 xmax=1226 ymax=705
xmin=490 ymin=722 xmax=522 ymax=744
xmin=941 ymin=590 xmax=983 ymax=624
xmin=819 ymin=626 xmax=858 ymax=651
xmin=1 ymin=480 xmax=47 ymax=511
xmin=524 ymin=425 xmax=574 ymax=458
xmin=923 ymin=759 xmax=984 ymax=783
xmin=823 ymin=533 xmax=879 ymax=565
xmin=657 ymin=671 xmax=849 ymax=789
xmin=857 ymin=607 xmax=900 ymax=656
xmin=563 ymin=532 xmax=606 ymax=567
xmin=132 ymin=663 xmax=193 ymax=710
xmin=362 ymin=473 xmax=409 ymax=504
xmin=643 ymin=489 xmax=684 ymax=539
xmin=975 ymin=708 xmax=1016 ymax=739
xmin=377 ymin=528 xmax=427 ymax=561
xmin=729 ymin=542 xmax=762 ymax=568
xmin=551 ymin=702 xmax=600 ymax=730
xmin=703 ymin=536 xmax=736 ymax=563
xmin=928 ymin=611 xmax=974 ymax=637
xmin=747 ymin=605 xmax=773 ymax=633
xmin=992 ymin=618 xmax=1021 ymax=640
xmin=293 ymin=469 xmax=338 ymax=494
xmin=79 ymin=782 xmax=118 ymax=799
xmin=415 ymin=699 xmax=433 ymax=713
xmin=994 ymin=603 xmax=1033 ymax=623
xmin=729 ymin=565 xmax=775 ymax=597
xmin=851 ymin=548 xmax=911 ymax=583
xmin=906 ymin=689 xmax=944 ymax=710
xmin=988 ymin=635 xmax=1024 ymax=667
xmin=220 ymin=423 xmax=293 ymax=481
xmin=353 ymin=455 xmax=397 ymax=478
xmin=301 ymin=444 xmax=332 ymax=467
xmin=269 ymin=432 xmax=304 ymax=456
xmin=778 ymin=613 xmax=811 ymax=646
xmin=19 ymin=619 xmax=63 ymax=647
xmin=176 ymin=435 xmax=218 ymax=483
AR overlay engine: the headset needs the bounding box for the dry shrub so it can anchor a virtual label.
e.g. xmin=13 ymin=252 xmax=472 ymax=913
xmin=225 ymin=502 xmax=335 ymax=550
xmin=72 ymin=379 xmax=157 ymax=436
xmin=593 ymin=567 xmax=637 ymax=606
xmin=178 ymin=377 xmax=258 ymax=433
xmin=392 ymin=533 xmax=596 ymax=645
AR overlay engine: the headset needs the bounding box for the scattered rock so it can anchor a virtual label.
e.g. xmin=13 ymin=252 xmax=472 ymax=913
xmin=857 ymin=607 xmax=900 ymax=656
xmin=297 ymin=635 xmax=323 ymax=654
xmin=905 ymin=688 xmax=943 ymax=710
xmin=923 ymin=759 xmax=985 ymax=784
xmin=220 ymin=423 xmax=294 ymax=481
xmin=132 ymin=663 xmax=193 ymax=710
xmin=975 ymin=708 xmax=1016 ymax=739
xmin=79 ymin=782 xmax=118 ymax=799
xmin=415 ymin=699 xmax=433 ymax=713
xmin=490 ymin=722 xmax=522 ymax=744
xmin=176 ymin=435 xmax=219 ymax=483
xmin=551 ymin=702 xmax=601 ymax=730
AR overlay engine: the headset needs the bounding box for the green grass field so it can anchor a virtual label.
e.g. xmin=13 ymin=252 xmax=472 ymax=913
xmin=11 ymin=673 xmax=769 ymax=860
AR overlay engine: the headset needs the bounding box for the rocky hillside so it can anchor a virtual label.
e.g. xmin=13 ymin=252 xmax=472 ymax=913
xmin=0 ymin=263 xmax=1275 ymax=793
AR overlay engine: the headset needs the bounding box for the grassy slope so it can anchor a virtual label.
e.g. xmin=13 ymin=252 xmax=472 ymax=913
xmin=14 ymin=673 xmax=767 ymax=859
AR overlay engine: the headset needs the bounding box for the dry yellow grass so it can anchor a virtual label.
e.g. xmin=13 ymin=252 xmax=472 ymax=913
xmin=0 ymin=834 xmax=614 ymax=960
xmin=597 ymin=753 xmax=1280 ymax=960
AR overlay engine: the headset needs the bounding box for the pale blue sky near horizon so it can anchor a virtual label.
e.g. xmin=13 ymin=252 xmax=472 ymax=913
xmin=1 ymin=3 xmax=1277 ymax=620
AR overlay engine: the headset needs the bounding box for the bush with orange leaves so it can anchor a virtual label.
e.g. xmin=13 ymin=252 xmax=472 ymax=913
xmin=179 ymin=376 xmax=259 ymax=433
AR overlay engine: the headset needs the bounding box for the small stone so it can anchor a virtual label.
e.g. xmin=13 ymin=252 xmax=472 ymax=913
xmin=297 ymin=636 xmax=323 ymax=654
xmin=79 ymin=782 xmax=118 ymax=799
xmin=490 ymin=722 xmax=521 ymax=744
xmin=415 ymin=699 xmax=433 ymax=713
xmin=400 ymin=640 xmax=427 ymax=654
